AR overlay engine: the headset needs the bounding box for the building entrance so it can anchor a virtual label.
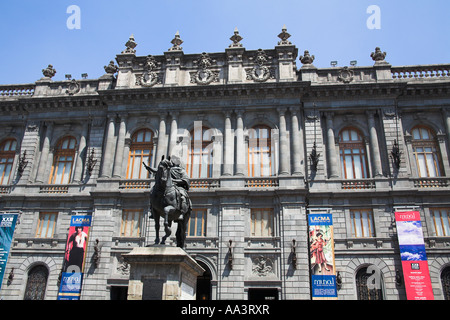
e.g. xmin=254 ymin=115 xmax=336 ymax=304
xmin=196 ymin=261 xmax=212 ymax=300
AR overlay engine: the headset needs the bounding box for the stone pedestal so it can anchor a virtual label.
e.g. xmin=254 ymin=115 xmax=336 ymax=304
xmin=122 ymin=246 xmax=205 ymax=300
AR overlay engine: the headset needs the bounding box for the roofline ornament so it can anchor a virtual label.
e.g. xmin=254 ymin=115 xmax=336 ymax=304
xmin=136 ymin=55 xmax=161 ymax=87
xmin=371 ymin=47 xmax=387 ymax=62
xmin=229 ymin=27 xmax=243 ymax=48
xmin=169 ymin=31 xmax=183 ymax=51
xmin=300 ymin=50 xmax=315 ymax=65
xmin=42 ymin=64 xmax=57 ymax=79
xmin=190 ymin=52 xmax=219 ymax=85
xmin=277 ymin=25 xmax=292 ymax=45
xmin=122 ymin=34 xmax=137 ymax=54
xmin=246 ymin=49 xmax=274 ymax=83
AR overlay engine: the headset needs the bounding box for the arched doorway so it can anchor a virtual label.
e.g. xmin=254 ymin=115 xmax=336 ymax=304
xmin=355 ymin=266 xmax=384 ymax=300
xmin=24 ymin=265 xmax=49 ymax=300
xmin=196 ymin=261 xmax=212 ymax=300
xmin=441 ymin=266 xmax=450 ymax=300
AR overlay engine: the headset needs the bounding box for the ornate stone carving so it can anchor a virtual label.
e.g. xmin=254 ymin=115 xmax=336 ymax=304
xmin=252 ymin=255 xmax=274 ymax=277
xmin=136 ymin=55 xmax=161 ymax=87
xmin=371 ymin=47 xmax=387 ymax=62
xmin=104 ymin=60 xmax=119 ymax=74
xmin=168 ymin=31 xmax=183 ymax=51
xmin=116 ymin=255 xmax=130 ymax=276
xmin=300 ymin=50 xmax=315 ymax=65
xmin=277 ymin=25 xmax=292 ymax=45
xmin=229 ymin=27 xmax=243 ymax=48
xmin=190 ymin=52 xmax=219 ymax=85
xmin=42 ymin=64 xmax=56 ymax=79
xmin=246 ymin=49 xmax=274 ymax=82
xmin=122 ymin=34 xmax=137 ymax=54
xmin=66 ymin=79 xmax=80 ymax=95
xmin=338 ymin=66 xmax=354 ymax=83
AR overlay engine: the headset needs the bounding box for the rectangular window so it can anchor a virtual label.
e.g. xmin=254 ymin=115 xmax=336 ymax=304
xmin=350 ymin=209 xmax=375 ymax=237
xmin=36 ymin=212 xmax=57 ymax=238
xmin=188 ymin=209 xmax=207 ymax=237
xmin=251 ymin=208 xmax=274 ymax=237
xmin=430 ymin=208 xmax=450 ymax=237
xmin=120 ymin=210 xmax=142 ymax=237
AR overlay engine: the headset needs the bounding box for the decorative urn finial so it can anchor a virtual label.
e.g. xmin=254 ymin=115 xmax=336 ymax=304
xmin=229 ymin=27 xmax=243 ymax=48
xmin=300 ymin=50 xmax=315 ymax=65
xmin=277 ymin=25 xmax=292 ymax=45
xmin=104 ymin=60 xmax=118 ymax=74
xmin=371 ymin=47 xmax=387 ymax=62
xmin=122 ymin=34 xmax=137 ymax=54
xmin=169 ymin=31 xmax=183 ymax=51
xmin=42 ymin=64 xmax=56 ymax=79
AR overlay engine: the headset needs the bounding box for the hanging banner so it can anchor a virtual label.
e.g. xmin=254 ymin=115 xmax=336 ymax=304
xmin=395 ymin=211 xmax=434 ymax=300
xmin=0 ymin=213 xmax=18 ymax=291
xmin=58 ymin=215 xmax=92 ymax=300
xmin=308 ymin=213 xmax=337 ymax=299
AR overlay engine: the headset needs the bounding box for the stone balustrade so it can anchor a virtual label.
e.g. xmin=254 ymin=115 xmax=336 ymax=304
xmin=391 ymin=64 xmax=450 ymax=80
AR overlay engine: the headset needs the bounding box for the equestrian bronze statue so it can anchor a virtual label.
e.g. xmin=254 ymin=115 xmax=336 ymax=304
xmin=143 ymin=156 xmax=192 ymax=248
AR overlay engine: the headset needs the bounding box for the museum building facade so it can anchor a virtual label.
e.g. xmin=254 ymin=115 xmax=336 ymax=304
xmin=0 ymin=28 xmax=450 ymax=300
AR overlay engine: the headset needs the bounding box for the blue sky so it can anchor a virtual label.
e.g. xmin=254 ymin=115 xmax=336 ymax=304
xmin=0 ymin=0 xmax=449 ymax=84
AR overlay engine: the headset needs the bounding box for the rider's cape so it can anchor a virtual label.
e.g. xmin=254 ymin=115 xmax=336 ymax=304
xmin=169 ymin=166 xmax=192 ymax=213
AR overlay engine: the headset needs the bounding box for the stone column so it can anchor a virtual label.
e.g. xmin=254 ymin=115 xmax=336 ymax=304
xmin=73 ymin=122 xmax=89 ymax=183
xmin=35 ymin=121 xmax=54 ymax=183
xmin=112 ymin=114 xmax=127 ymax=178
xmin=168 ymin=112 xmax=179 ymax=157
xmin=290 ymin=107 xmax=304 ymax=175
xmin=155 ymin=114 xmax=167 ymax=163
xmin=222 ymin=111 xmax=234 ymax=176
xmin=279 ymin=108 xmax=290 ymax=175
xmin=100 ymin=115 xmax=116 ymax=178
xmin=367 ymin=111 xmax=383 ymax=177
xmin=443 ymin=108 xmax=450 ymax=160
xmin=325 ymin=112 xmax=339 ymax=178
xmin=235 ymin=110 xmax=245 ymax=176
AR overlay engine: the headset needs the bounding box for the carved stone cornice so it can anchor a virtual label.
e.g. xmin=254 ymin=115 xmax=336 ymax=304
xmin=98 ymin=81 xmax=309 ymax=105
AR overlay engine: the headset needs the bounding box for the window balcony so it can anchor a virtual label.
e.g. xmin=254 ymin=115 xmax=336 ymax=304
xmin=412 ymin=177 xmax=450 ymax=188
xmin=119 ymin=179 xmax=152 ymax=189
xmin=341 ymin=179 xmax=376 ymax=190
xmin=245 ymin=177 xmax=279 ymax=188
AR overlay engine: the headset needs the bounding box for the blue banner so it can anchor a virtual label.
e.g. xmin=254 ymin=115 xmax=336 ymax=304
xmin=57 ymin=215 xmax=92 ymax=300
xmin=0 ymin=213 xmax=18 ymax=291
xmin=308 ymin=213 xmax=337 ymax=299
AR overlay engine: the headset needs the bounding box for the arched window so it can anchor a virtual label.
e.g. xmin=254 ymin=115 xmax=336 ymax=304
xmin=126 ymin=129 xmax=154 ymax=179
xmin=24 ymin=265 xmax=48 ymax=300
xmin=49 ymin=137 xmax=76 ymax=184
xmin=442 ymin=266 xmax=450 ymax=300
xmin=411 ymin=126 xmax=443 ymax=177
xmin=0 ymin=138 xmax=17 ymax=185
xmin=248 ymin=125 xmax=272 ymax=177
xmin=356 ymin=266 xmax=383 ymax=300
xmin=339 ymin=128 xmax=369 ymax=179
xmin=186 ymin=126 xmax=213 ymax=178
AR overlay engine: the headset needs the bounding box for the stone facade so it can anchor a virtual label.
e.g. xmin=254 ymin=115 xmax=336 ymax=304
xmin=0 ymin=29 xmax=450 ymax=300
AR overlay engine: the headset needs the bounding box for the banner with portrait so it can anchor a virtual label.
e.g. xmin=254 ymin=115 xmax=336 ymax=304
xmin=308 ymin=213 xmax=337 ymax=299
xmin=395 ymin=211 xmax=434 ymax=300
xmin=0 ymin=213 xmax=18 ymax=291
xmin=58 ymin=215 xmax=92 ymax=300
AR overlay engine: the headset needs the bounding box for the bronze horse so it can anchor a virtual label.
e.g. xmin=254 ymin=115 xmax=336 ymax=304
xmin=143 ymin=156 xmax=191 ymax=248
